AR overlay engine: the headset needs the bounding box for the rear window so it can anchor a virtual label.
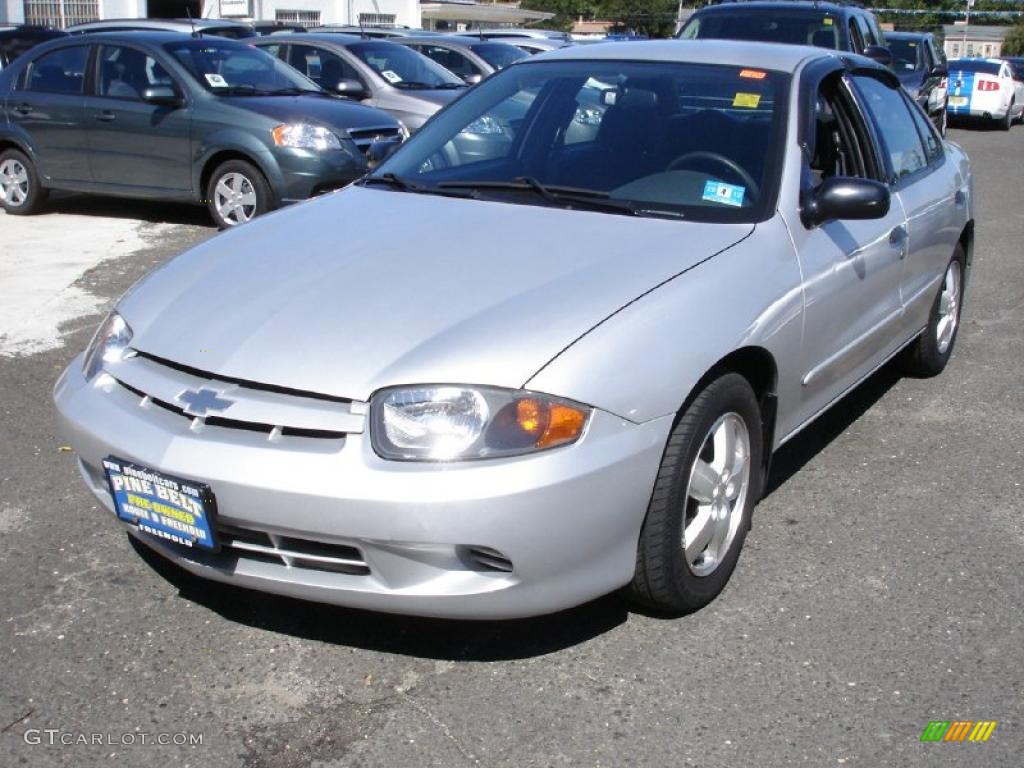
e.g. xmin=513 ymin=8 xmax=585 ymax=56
xmin=470 ymin=42 xmax=529 ymax=71
xmin=948 ymin=60 xmax=1001 ymax=75
xmin=680 ymin=11 xmax=841 ymax=49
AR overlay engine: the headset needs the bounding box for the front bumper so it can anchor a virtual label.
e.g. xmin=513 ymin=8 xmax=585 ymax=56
xmin=270 ymin=145 xmax=366 ymax=204
xmin=54 ymin=356 xmax=671 ymax=619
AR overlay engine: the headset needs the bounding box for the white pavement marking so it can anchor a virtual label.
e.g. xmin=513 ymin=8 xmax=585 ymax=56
xmin=0 ymin=212 xmax=151 ymax=357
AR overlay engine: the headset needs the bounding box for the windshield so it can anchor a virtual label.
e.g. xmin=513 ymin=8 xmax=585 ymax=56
xmin=948 ymin=59 xmax=1001 ymax=76
xmin=348 ymin=41 xmax=466 ymax=88
xmin=368 ymin=60 xmax=787 ymax=223
xmin=888 ymin=39 xmax=923 ymax=73
xmin=681 ymin=11 xmax=840 ymax=49
xmin=164 ymin=40 xmax=319 ymax=94
xmin=470 ymin=42 xmax=529 ymax=70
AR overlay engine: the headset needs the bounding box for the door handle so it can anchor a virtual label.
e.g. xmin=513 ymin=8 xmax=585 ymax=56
xmin=954 ymin=189 xmax=967 ymax=208
xmin=94 ymin=111 xmax=116 ymax=122
xmin=889 ymin=225 xmax=908 ymax=259
xmin=12 ymin=103 xmax=32 ymax=116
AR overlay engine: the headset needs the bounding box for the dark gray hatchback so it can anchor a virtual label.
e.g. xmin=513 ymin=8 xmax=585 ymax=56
xmin=0 ymin=32 xmax=403 ymax=227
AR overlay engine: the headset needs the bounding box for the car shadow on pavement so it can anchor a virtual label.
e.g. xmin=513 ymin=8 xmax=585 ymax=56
xmin=129 ymin=535 xmax=630 ymax=661
xmin=42 ymin=192 xmax=213 ymax=227
xmin=764 ymin=360 xmax=903 ymax=497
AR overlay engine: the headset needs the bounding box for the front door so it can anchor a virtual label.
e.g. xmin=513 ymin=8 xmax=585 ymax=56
xmin=85 ymin=44 xmax=192 ymax=194
xmin=9 ymin=43 xmax=91 ymax=184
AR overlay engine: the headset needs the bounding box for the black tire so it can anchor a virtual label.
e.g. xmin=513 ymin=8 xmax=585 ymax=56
xmin=900 ymin=245 xmax=966 ymax=378
xmin=205 ymin=159 xmax=272 ymax=229
xmin=938 ymin=108 xmax=948 ymax=138
xmin=1000 ymin=102 xmax=1013 ymax=131
xmin=630 ymin=373 xmax=764 ymax=615
xmin=0 ymin=148 xmax=48 ymax=215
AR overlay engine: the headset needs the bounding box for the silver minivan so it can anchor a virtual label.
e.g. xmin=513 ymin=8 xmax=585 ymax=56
xmin=255 ymin=34 xmax=468 ymax=132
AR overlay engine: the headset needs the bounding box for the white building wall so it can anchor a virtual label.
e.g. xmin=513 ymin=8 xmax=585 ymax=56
xmin=2 ymin=0 xmax=25 ymax=24
xmin=205 ymin=0 xmax=419 ymax=26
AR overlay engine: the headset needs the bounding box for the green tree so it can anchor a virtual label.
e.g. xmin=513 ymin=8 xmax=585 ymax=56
xmin=1004 ymin=22 xmax=1024 ymax=56
xmin=520 ymin=1 xmax=601 ymax=33
xmin=601 ymin=0 xmax=679 ymax=37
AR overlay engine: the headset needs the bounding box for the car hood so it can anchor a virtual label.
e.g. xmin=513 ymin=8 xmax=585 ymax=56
xmin=396 ymin=87 xmax=465 ymax=112
xmin=222 ymin=93 xmax=397 ymax=131
xmin=119 ymin=187 xmax=753 ymax=401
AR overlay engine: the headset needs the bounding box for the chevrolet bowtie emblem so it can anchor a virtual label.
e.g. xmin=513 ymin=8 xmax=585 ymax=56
xmin=177 ymin=388 xmax=235 ymax=417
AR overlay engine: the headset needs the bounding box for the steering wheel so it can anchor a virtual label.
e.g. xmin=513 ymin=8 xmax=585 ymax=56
xmin=667 ymin=151 xmax=760 ymax=201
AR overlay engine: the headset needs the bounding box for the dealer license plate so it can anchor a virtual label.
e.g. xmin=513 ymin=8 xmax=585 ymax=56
xmin=103 ymin=457 xmax=219 ymax=551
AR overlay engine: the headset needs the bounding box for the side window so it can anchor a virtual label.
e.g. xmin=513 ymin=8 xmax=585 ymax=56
xmin=288 ymin=45 xmax=361 ymax=89
xmin=848 ymin=20 xmax=865 ymax=54
xmin=98 ymin=46 xmax=175 ymax=101
xmin=902 ymin=91 xmax=942 ymax=164
xmin=856 ymin=16 xmax=876 ymax=48
xmin=808 ymin=75 xmax=879 ymax=185
xmin=929 ymin=40 xmax=945 ymax=67
xmin=260 ymin=43 xmax=282 ymax=60
xmin=22 ymin=45 xmax=89 ymax=94
xmin=851 ymin=75 xmax=928 ymax=182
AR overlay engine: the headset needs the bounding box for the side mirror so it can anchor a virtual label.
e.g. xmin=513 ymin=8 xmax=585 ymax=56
xmin=366 ymin=137 xmax=402 ymax=168
xmin=929 ymin=64 xmax=948 ymax=79
xmin=141 ymin=86 xmax=181 ymax=107
xmin=335 ymin=79 xmax=368 ymax=99
xmin=464 ymin=73 xmax=483 ymax=85
xmin=864 ymin=45 xmax=893 ymax=68
xmin=801 ymin=176 xmax=890 ymax=228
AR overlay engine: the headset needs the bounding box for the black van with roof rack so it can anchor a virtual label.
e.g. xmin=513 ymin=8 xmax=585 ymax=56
xmin=678 ymin=1 xmax=892 ymax=67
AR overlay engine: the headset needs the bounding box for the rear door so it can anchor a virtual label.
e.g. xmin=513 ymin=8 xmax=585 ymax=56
xmin=9 ymin=43 xmax=91 ymax=184
xmin=84 ymin=43 xmax=192 ymax=193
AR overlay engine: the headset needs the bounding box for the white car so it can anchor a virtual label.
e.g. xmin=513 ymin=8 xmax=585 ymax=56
xmin=946 ymin=57 xmax=1024 ymax=129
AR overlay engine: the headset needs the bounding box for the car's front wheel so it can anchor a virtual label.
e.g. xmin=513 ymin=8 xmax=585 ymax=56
xmin=630 ymin=373 xmax=763 ymax=614
xmin=0 ymin=148 xmax=48 ymax=215
xmin=206 ymin=159 xmax=271 ymax=229
xmin=901 ymin=245 xmax=966 ymax=377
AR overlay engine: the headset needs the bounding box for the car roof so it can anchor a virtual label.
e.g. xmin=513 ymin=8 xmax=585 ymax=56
xmin=884 ymin=31 xmax=932 ymax=40
xmin=32 ymin=29 xmax=247 ymax=46
xmin=695 ymin=1 xmax=861 ymax=14
xmin=397 ymin=35 xmax=496 ymax=46
xmin=257 ymin=33 xmax=395 ymax=47
xmin=537 ymin=38 xmax=832 ymax=72
xmin=67 ymin=18 xmax=251 ymax=30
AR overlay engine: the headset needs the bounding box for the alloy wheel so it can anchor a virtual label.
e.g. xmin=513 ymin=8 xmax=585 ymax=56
xmin=0 ymin=158 xmax=30 ymax=208
xmin=214 ymin=172 xmax=257 ymax=226
xmin=936 ymin=259 xmax=961 ymax=355
xmin=682 ymin=412 xmax=751 ymax=577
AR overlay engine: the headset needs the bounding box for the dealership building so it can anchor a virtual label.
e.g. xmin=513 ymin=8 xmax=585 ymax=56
xmin=1 ymin=0 xmax=548 ymax=30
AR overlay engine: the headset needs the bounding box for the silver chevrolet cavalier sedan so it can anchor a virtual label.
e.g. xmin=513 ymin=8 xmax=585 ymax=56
xmin=54 ymin=40 xmax=973 ymax=619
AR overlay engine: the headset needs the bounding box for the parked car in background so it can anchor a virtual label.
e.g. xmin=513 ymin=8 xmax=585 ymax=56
xmin=0 ymin=32 xmax=401 ymax=226
xmin=66 ymin=18 xmax=257 ymax=39
xmin=678 ymin=1 xmax=892 ymax=66
xmin=396 ymin=35 xmax=528 ymax=83
xmin=254 ymin=34 xmax=468 ymax=132
xmin=0 ymin=25 xmax=66 ymax=71
xmin=482 ymin=37 xmax=572 ymax=55
xmin=252 ymin=21 xmax=307 ymax=36
xmin=469 ymin=28 xmax=572 ymax=42
xmin=54 ymin=40 xmax=973 ymax=620
xmin=885 ymin=31 xmax=948 ymax=135
xmin=313 ymin=26 xmax=439 ymax=39
xmin=946 ymin=58 xmax=1024 ymax=130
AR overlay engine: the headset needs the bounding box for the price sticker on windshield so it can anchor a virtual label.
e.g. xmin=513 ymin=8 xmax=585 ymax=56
xmin=205 ymin=73 xmax=228 ymax=88
xmin=733 ymin=92 xmax=761 ymax=108
xmin=380 ymin=69 xmax=403 ymax=84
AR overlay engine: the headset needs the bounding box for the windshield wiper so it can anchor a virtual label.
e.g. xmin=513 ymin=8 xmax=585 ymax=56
xmin=361 ymin=173 xmax=477 ymax=199
xmin=433 ymin=82 xmax=468 ymax=90
xmin=437 ymin=177 xmax=640 ymax=216
xmin=267 ymin=87 xmax=324 ymax=96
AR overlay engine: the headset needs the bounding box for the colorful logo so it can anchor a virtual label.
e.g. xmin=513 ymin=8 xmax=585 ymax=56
xmin=920 ymin=721 xmax=997 ymax=742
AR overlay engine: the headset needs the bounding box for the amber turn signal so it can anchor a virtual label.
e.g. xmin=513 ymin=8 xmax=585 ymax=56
xmin=515 ymin=398 xmax=587 ymax=449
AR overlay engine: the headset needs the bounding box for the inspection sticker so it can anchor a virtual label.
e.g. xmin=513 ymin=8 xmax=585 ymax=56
xmin=702 ymin=180 xmax=746 ymax=207
xmin=733 ymin=92 xmax=761 ymax=108
xmin=205 ymin=73 xmax=228 ymax=88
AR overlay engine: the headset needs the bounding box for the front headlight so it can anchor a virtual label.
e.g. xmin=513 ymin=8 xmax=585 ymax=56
xmin=271 ymin=123 xmax=342 ymax=150
xmin=82 ymin=311 xmax=132 ymax=381
xmin=371 ymin=385 xmax=590 ymax=461
xmin=462 ymin=115 xmax=504 ymax=135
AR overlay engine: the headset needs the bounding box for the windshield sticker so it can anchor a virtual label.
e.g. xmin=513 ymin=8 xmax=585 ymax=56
xmin=380 ymin=69 xmax=403 ymax=84
xmin=205 ymin=73 xmax=228 ymax=88
xmin=823 ymin=17 xmax=833 ymax=25
xmin=733 ymin=92 xmax=761 ymax=108
xmin=702 ymin=180 xmax=746 ymax=208
xmin=739 ymin=69 xmax=767 ymax=80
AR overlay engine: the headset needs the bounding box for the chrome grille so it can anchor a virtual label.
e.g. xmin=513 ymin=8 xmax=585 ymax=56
xmin=348 ymin=126 xmax=403 ymax=153
xmin=108 ymin=351 xmax=366 ymax=440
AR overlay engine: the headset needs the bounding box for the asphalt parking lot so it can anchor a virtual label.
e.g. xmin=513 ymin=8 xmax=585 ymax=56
xmin=1 ymin=125 xmax=1021 ymax=768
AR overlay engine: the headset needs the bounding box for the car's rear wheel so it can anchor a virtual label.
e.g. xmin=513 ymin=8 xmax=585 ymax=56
xmin=630 ymin=373 xmax=763 ymax=614
xmin=901 ymin=245 xmax=965 ymax=378
xmin=206 ymin=160 xmax=271 ymax=229
xmin=0 ymin=148 xmax=47 ymax=215
xmin=999 ymin=101 xmax=1013 ymax=131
